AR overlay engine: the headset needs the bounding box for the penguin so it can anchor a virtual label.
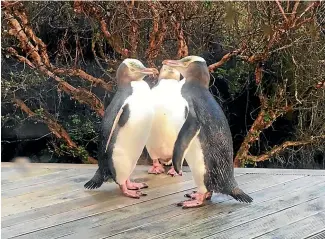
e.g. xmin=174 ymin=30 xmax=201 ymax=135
xmin=162 ymin=56 xmax=253 ymax=208
xmin=84 ymin=59 xmax=158 ymax=199
xmin=146 ymin=65 xmax=187 ymax=175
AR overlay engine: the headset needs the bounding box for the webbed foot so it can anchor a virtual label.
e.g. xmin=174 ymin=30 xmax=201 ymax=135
xmin=126 ymin=179 xmax=148 ymax=190
xmin=184 ymin=191 xmax=212 ymax=200
xmin=120 ymin=182 xmax=147 ymax=199
xmin=148 ymin=160 xmax=165 ymax=174
xmin=167 ymin=166 xmax=181 ymax=177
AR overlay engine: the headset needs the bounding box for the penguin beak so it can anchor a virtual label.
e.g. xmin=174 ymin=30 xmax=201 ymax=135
xmin=162 ymin=60 xmax=185 ymax=68
xmin=140 ymin=68 xmax=159 ymax=76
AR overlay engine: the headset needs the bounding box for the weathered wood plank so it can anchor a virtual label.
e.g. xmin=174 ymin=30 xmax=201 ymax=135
xmin=17 ymin=174 xmax=304 ymax=239
xmin=1 ymin=167 xmax=69 ymax=183
xmin=3 ymin=162 xmax=325 ymax=175
xmin=2 ymin=173 xmax=248 ymax=239
xmin=57 ymin=174 xmax=309 ymax=239
xmin=1 ymin=170 xmax=200 ymax=238
xmin=1 ymin=168 xmax=185 ymax=218
xmin=2 ymin=163 xmax=325 ymax=239
xmin=1 ymin=170 xmax=196 ymax=229
xmin=255 ymin=211 xmax=325 ymax=239
xmin=2 ymin=168 xmax=92 ymax=192
xmin=108 ymin=176 xmax=325 ymax=239
xmin=305 ymin=230 xmax=325 ymax=239
xmin=1 ymin=166 xmax=154 ymax=198
xmin=204 ymin=196 xmax=325 ymax=239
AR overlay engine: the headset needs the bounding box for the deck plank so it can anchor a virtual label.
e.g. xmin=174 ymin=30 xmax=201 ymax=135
xmin=1 ymin=163 xmax=325 ymax=239
xmin=4 ymin=173 xmax=257 ymax=239
xmin=104 ymin=175 xmax=323 ymax=239
xmin=188 ymin=183 xmax=325 ymax=239
xmin=110 ymin=176 xmax=325 ymax=239
xmin=1 ymin=168 xmax=196 ymax=224
xmin=306 ymin=230 xmax=325 ymax=239
xmin=255 ymin=211 xmax=325 ymax=239
xmin=2 ymin=170 xmax=199 ymax=238
xmin=57 ymin=174 xmax=309 ymax=239
xmin=204 ymin=197 xmax=325 ymax=239
xmin=1 ymin=168 xmax=159 ymax=216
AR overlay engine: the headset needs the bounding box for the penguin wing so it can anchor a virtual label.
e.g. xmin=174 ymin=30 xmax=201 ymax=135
xmin=104 ymin=101 xmax=128 ymax=153
xmin=172 ymin=101 xmax=201 ymax=173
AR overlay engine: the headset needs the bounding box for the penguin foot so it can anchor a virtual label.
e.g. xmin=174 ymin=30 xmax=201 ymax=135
xmin=184 ymin=191 xmax=212 ymax=200
xmin=177 ymin=193 xmax=206 ymax=209
xmin=120 ymin=184 xmax=147 ymax=199
xmin=148 ymin=161 xmax=165 ymax=174
xmin=167 ymin=166 xmax=181 ymax=177
xmin=126 ymin=179 xmax=148 ymax=190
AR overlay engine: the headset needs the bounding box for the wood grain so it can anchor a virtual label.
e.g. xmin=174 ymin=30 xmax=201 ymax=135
xmin=1 ymin=163 xmax=325 ymax=239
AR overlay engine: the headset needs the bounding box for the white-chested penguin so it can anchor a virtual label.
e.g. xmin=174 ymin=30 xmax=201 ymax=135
xmin=162 ymin=56 xmax=253 ymax=208
xmin=84 ymin=59 xmax=158 ymax=198
xmin=146 ymin=65 xmax=187 ymax=175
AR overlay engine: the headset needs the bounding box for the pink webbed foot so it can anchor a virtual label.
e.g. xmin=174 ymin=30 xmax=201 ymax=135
xmin=185 ymin=191 xmax=212 ymax=200
xmin=120 ymin=182 xmax=147 ymax=199
xmin=177 ymin=192 xmax=207 ymax=209
xmin=148 ymin=160 xmax=165 ymax=174
xmin=167 ymin=166 xmax=182 ymax=177
xmin=126 ymin=179 xmax=148 ymax=190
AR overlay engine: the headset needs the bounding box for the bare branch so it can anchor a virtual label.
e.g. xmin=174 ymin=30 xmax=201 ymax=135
xmin=208 ymin=48 xmax=243 ymax=73
xmin=276 ymin=0 xmax=289 ymax=22
xmin=6 ymin=47 xmax=36 ymax=69
xmin=13 ymin=98 xmax=97 ymax=164
xmin=249 ymin=135 xmax=325 ymax=162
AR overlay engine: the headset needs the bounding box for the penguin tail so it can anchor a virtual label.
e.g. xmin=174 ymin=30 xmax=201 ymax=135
xmin=229 ymin=187 xmax=253 ymax=203
xmin=84 ymin=169 xmax=104 ymax=189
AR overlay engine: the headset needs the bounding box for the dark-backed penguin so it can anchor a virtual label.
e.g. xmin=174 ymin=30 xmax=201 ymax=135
xmin=162 ymin=56 xmax=253 ymax=208
xmin=146 ymin=65 xmax=187 ymax=175
xmin=84 ymin=59 xmax=158 ymax=198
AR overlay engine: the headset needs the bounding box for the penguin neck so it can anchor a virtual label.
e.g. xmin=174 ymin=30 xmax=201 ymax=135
xmin=184 ymin=65 xmax=210 ymax=88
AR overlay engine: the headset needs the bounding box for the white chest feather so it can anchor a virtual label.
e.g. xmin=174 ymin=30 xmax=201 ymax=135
xmin=185 ymin=134 xmax=208 ymax=194
xmin=146 ymin=79 xmax=187 ymax=160
xmin=112 ymin=80 xmax=154 ymax=184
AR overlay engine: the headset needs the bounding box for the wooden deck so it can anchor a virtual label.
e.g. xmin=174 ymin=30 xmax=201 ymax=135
xmin=1 ymin=163 xmax=325 ymax=239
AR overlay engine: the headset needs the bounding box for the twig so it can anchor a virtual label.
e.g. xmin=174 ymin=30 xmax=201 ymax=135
xmin=276 ymin=0 xmax=289 ymax=22
xmin=208 ymin=48 xmax=243 ymax=72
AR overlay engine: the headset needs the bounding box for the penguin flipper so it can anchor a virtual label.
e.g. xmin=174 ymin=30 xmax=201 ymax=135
xmin=84 ymin=169 xmax=104 ymax=189
xmin=104 ymin=101 xmax=128 ymax=153
xmin=172 ymin=105 xmax=200 ymax=173
xmin=229 ymin=187 xmax=253 ymax=203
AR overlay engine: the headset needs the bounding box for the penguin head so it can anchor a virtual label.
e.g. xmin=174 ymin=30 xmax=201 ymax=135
xmin=158 ymin=65 xmax=181 ymax=81
xmin=116 ymin=58 xmax=159 ymax=85
xmin=162 ymin=56 xmax=209 ymax=87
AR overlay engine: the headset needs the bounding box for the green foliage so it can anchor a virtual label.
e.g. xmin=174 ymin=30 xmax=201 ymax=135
xmin=65 ymin=113 xmax=99 ymax=144
xmin=213 ymin=61 xmax=252 ymax=96
xmin=35 ymin=108 xmax=44 ymax=117
xmin=57 ymin=143 xmax=90 ymax=163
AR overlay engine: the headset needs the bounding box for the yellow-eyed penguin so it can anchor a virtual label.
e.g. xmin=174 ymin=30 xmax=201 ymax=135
xmin=84 ymin=59 xmax=158 ymax=198
xmin=162 ymin=56 xmax=253 ymax=208
xmin=146 ymin=65 xmax=187 ymax=175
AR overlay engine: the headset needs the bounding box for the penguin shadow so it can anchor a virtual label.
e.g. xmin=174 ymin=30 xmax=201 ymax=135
xmin=80 ymin=177 xmax=122 ymax=202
